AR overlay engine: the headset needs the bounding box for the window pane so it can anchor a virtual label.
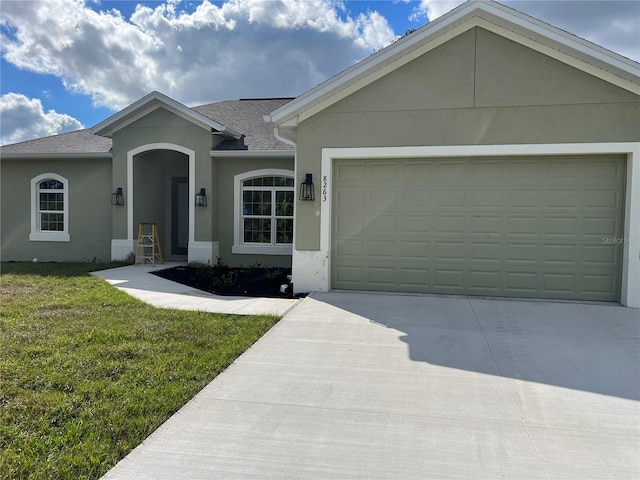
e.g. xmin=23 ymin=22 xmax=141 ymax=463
xmin=263 ymin=176 xmax=274 ymax=186
xmin=275 ymin=190 xmax=294 ymax=216
xmin=39 ymin=179 xmax=63 ymax=190
xmin=243 ymin=218 xmax=271 ymax=243
xmin=243 ymin=190 xmax=271 ymax=216
xmin=276 ymin=218 xmax=293 ymax=244
xmin=285 ymin=177 xmax=295 ymax=187
xmin=39 ymin=192 xmax=63 ymax=211
xmin=40 ymin=213 xmax=64 ymax=231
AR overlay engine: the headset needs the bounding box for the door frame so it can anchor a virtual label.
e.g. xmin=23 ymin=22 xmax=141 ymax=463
xmin=171 ymin=176 xmax=189 ymax=256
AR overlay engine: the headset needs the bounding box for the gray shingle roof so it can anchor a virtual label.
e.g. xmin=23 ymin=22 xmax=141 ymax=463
xmin=193 ymin=98 xmax=294 ymax=151
xmin=1 ymin=98 xmax=294 ymax=156
xmin=0 ymin=129 xmax=112 ymax=155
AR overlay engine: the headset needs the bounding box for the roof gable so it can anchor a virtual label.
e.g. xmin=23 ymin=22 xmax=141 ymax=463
xmin=91 ymin=91 xmax=242 ymax=138
xmin=269 ymin=0 xmax=640 ymax=128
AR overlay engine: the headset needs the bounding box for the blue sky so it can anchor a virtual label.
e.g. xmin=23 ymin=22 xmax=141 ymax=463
xmin=1 ymin=0 xmax=638 ymax=145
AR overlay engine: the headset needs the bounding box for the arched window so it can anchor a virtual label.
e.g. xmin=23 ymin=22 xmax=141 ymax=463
xmin=233 ymin=169 xmax=294 ymax=255
xmin=30 ymin=173 xmax=70 ymax=242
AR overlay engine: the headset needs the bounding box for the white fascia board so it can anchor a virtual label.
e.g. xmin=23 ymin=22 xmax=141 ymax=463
xmin=269 ymin=0 xmax=640 ymax=127
xmin=484 ymin=0 xmax=640 ymax=76
xmin=209 ymin=150 xmax=295 ymax=158
xmin=91 ymin=91 xmax=242 ymax=138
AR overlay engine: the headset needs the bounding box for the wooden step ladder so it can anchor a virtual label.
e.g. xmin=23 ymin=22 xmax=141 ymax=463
xmin=135 ymin=223 xmax=164 ymax=266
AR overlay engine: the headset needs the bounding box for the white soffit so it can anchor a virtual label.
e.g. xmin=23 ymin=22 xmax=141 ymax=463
xmin=270 ymin=0 xmax=640 ymax=128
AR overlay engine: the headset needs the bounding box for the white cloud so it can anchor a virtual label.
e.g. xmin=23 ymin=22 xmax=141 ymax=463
xmin=410 ymin=0 xmax=464 ymax=23
xmin=411 ymin=0 xmax=639 ymax=62
xmin=0 ymin=0 xmax=397 ymax=111
xmin=0 ymin=93 xmax=84 ymax=145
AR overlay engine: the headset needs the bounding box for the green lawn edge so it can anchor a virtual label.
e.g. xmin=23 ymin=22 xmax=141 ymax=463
xmin=0 ymin=262 xmax=280 ymax=479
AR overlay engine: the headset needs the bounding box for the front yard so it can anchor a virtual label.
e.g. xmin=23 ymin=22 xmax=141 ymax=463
xmin=0 ymin=262 xmax=279 ymax=479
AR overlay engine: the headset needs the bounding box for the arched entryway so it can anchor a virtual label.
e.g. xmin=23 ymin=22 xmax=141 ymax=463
xmin=127 ymin=143 xmax=195 ymax=260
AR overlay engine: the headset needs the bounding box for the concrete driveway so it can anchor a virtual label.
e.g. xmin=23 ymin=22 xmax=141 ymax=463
xmin=103 ymin=292 xmax=639 ymax=479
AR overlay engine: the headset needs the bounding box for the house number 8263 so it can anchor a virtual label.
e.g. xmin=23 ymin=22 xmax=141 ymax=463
xmin=322 ymin=176 xmax=328 ymax=201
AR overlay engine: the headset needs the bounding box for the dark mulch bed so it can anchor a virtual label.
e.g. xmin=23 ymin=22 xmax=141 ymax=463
xmin=153 ymin=264 xmax=302 ymax=298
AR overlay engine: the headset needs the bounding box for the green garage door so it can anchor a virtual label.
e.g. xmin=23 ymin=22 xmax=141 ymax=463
xmin=332 ymin=155 xmax=625 ymax=301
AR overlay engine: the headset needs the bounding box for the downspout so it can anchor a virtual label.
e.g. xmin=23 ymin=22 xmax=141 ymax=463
xmin=273 ymin=125 xmax=299 ymax=291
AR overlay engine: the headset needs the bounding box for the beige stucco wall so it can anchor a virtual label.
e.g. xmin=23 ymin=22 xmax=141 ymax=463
xmin=110 ymin=107 xmax=220 ymax=242
xmin=0 ymin=157 xmax=112 ymax=262
xmin=215 ymin=155 xmax=294 ymax=267
xmin=294 ymin=27 xmax=640 ymax=250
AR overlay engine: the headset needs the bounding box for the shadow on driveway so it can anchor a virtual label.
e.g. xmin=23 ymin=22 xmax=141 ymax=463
xmin=311 ymin=292 xmax=640 ymax=401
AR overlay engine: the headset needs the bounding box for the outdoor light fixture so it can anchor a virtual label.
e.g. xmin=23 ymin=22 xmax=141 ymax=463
xmin=299 ymin=173 xmax=315 ymax=201
xmin=195 ymin=188 xmax=207 ymax=207
xmin=111 ymin=187 xmax=124 ymax=206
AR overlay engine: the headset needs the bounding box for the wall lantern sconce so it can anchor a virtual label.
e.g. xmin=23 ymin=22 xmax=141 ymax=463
xmin=111 ymin=187 xmax=124 ymax=206
xmin=195 ymin=188 xmax=208 ymax=207
xmin=299 ymin=174 xmax=315 ymax=201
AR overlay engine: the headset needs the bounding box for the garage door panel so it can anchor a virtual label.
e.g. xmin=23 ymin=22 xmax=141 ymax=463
xmin=545 ymin=217 xmax=578 ymax=236
xmin=470 ymin=243 xmax=502 ymax=262
xmin=583 ymin=217 xmax=619 ymax=236
xmin=335 ymin=190 xmax=364 ymax=210
xmin=400 ymin=241 xmax=431 ymax=258
xmin=403 ymin=162 xmax=434 ymax=181
xmin=470 ymin=215 xmax=502 ymax=234
xmin=544 ymin=189 xmax=580 ymax=210
xmin=543 ymin=273 xmax=577 ymax=294
xmin=584 ymin=189 xmax=621 ymax=209
xmin=434 ymin=269 xmax=466 ymax=289
xmin=583 ymin=159 xmax=624 ymax=180
xmin=507 ymin=189 xmax=540 ymax=208
xmin=543 ymin=244 xmax=578 ymax=265
xmin=436 ymin=189 xmax=467 ymax=208
xmin=469 ymin=189 xmax=504 ymax=208
xmin=370 ymin=189 xmax=398 ymax=210
xmin=506 ymin=216 xmax=541 ymax=235
xmin=368 ymin=215 xmax=397 ymax=233
xmin=582 ymin=245 xmax=618 ymax=266
xmin=370 ymin=162 xmax=399 ymax=180
xmin=507 ymin=243 xmax=540 ymax=263
xmin=504 ymin=271 xmax=538 ymax=293
xmin=400 ymin=268 xmax=430 ymax=287
xmin=332 ymin=156 xmax=624 ymax=301
xmin=436 ymin=215 xmax=466 ymax=234
xmin=469 ymin=270 xmax=501 ymax=291
xmin=582 ymin=274 xmax=616 ymax=296
xmin=401 ymin=216 xmax=431 ymax=233
xmin=369 ymin=240 xmax=398 ymax=258
xmin=402 ymin=189 xmax=432 ymax=208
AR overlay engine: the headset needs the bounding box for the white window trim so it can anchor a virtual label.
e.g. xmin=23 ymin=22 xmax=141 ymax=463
xmin=233 ymin=169 xmax=294 ymax=255
xmin=30 ymin=173 xmax=70 ymax=242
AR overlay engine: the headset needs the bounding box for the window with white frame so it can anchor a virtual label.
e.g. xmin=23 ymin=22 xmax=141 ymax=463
xmin=30 ymin=173 xmax=70 ymax=242
xmin=233 ymin=169 xmax=294 ymax=255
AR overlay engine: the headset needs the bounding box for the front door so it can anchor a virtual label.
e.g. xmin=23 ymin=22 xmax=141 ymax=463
xmin=171 ymin=177 xmax=189 ymax=256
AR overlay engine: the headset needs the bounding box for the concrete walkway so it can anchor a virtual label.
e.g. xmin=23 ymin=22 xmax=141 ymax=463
xmin=91 ymin=263 xmax=298 ymax=316
xmin=101 ymin=290 xmax=640 ymax=479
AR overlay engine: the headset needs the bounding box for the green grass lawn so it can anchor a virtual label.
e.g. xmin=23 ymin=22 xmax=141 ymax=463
xmin=0 ymin=262 xmax=280 ymax=479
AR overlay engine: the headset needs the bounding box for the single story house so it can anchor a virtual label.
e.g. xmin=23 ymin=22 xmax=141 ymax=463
xmin=2 ymin=1 xmax=639 ymax=306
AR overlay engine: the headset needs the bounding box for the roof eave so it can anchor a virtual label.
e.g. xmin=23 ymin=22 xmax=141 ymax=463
xmin=0 ymin=152 xmax=113 ymax=160
xmin=269 ymin=0 xmax=640 ymax=127
xmin=209 ymin=149 xmax=294 ymax=158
